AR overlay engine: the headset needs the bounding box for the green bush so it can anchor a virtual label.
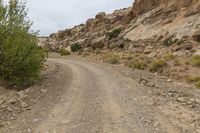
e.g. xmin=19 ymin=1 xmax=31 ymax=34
xmin=107 ymin=28 xmax=121 ymax=40
xmin=191 ymin=55 xmax=200 ymax=67
xmin=70 ymin=43 xmax=82 ymax=52
xmin=0 ymin=0 xmax=46 ymax=87
xmin=149 ymin=59 xmax=167 ymax=72
xmin=162 ymin=38 xmax=178 ymax=46
xmin=59 ymin=48 xmax=71 ymax=56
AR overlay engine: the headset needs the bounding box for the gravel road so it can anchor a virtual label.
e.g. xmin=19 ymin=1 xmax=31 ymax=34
xmin=1 ymin=57 xmax=199 ymax=133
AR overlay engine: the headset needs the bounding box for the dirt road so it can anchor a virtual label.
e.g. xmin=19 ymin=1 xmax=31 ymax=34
xmin=35 ymin=58 xmax=158 ymax=133
xmin=1 ymin=57 xmax=200 ymax=133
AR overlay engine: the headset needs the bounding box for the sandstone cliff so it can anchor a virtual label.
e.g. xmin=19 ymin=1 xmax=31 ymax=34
xmin=44 ymin=0 xmax=200 ymax=52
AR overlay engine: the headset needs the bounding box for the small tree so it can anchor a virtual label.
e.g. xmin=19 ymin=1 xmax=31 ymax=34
xmin=0 ymin=0 xmax=46 ymax=87
xmin=107 ymin=28 xmax=121 ymax=40
xmin=70 ymin=43 xmax=82 ymax=52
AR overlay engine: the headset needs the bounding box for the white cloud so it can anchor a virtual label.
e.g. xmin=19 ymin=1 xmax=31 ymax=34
xmin=26 ymin=0 xmax=132 ymax=36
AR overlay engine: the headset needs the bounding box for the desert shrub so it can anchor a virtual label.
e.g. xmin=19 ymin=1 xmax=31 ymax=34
xmin=186 ymin=75 xmax=200 ymax=83
xmin=195 ymin=81 xmax=200 ymax=88
xmin=191 ymin=55 xmax=200 ymax=67
xmin=107 ymin=28 xmax=121 ymax=40
xmin=163 ymin=53 xmax=175 ymax=61
xmin=186 ymin=75 xmax=200 ymax=89
xmin=59 ymin=48 xmax=71 ymax=56
xmin=129 ymin=60 xmax=146 ymax=70
xmin=149 ymin=59 xmax=167 ymax=72
xmin=103 ymin=54 xmax=120 ymax=64
xmin=70 ymin=43 xmax=82 ymax=52
xmin=162 ymin=38 xmax=178 ymax=46
xmin=0 ymin=0 xmax=46 ymax=87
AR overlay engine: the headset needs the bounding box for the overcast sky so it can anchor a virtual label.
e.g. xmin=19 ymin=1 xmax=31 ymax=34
xmin=26 ymin=0 xmax=133 ymax=36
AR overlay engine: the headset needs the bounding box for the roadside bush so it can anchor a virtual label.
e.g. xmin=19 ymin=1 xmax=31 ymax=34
xmin=59 ymin=48 xmax=71 ymax=56
xmin=103 ymin=54 xmax=120 ymax=64
xmin=70 ymin=43 xmax=82 ymax=52
xmin=191 ymin=55 xmax=200 ymax=67
xmin=149 ymin=59 xmax=167 ymax=72
xmin=0 ymin=0 xmax=46 ymax=87
xmin=107 ymin=28 xmax=121 ymax=40
xmin=129 ymin=60 xmax=146 ymax=70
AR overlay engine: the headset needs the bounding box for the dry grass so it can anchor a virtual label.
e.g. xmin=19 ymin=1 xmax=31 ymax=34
xmin=186 ymin=75 xmax=200 ymax=83
xmin=163 ymin=53 xmax=175 ymax=61
xmin=103 ymin=54 xmax=120 ymax=64
xmin=191 ymin=55 xmax=200 ymax=67
xmin=174 ymin=59 xmax=181 ymax=66
xmin=186 ymin=75 xmax=200 ymax=89
xmin=82 ymin=52 xmax=90 ymax=57
xmin=128 ymin=60 xmax=146 ymax=70
xmin=195 ymin=81 xmax=200 ymax=88
xmin=149 ymin=59 xmax=167 ymax=72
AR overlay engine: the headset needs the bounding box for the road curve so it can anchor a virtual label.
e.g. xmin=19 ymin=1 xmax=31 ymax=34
xmin=0 ymin=57 xmax=199 ymax=133
xmin=34 ymin=58 xmax=165 ymax=133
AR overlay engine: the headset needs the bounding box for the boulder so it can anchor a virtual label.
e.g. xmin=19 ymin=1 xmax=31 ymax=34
xmin=91 ymin=37 xmax=106 ymax=49
xmin=86 ymin=18 xmax=95 ymax=29
xmin=95 ymin=12 xmax=106 ymax=20
xmin=147 ymin=52 xmax=157 ymax=58
xmin=108 ymin=38 xmax=126 ymax=49
xmin=192 ymin=30 xmax=200 ymax=42
xmin=143 ymin=46 xmax=154 ymax=54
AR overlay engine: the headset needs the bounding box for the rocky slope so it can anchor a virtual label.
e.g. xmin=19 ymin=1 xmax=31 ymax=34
xmin=43 ymin=0 xmax=200 ymax=51
xmin=42 ymin=0 xmax=200 ymax=88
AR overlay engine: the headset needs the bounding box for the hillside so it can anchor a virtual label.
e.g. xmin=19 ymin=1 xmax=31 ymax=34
xmin=44 ymin=0 xmax=200 ymax=50
xmin=41 ymin=0 xmax=200 ymax=87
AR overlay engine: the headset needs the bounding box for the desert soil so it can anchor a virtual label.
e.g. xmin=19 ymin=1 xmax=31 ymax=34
xmin=0 ymin=57 xmax=200 ymax=133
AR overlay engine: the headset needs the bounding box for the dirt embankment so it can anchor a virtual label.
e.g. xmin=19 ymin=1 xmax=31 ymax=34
xmin=0 ymin=61 xmax=72 ymax=132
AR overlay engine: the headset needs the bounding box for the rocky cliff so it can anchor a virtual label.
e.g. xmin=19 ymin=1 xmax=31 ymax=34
xmin=44 ymin=0 xmax=200 ymax=52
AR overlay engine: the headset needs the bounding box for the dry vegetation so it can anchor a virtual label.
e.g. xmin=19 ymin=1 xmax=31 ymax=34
xmin=80 ymin=49 xmax=200 ymax=89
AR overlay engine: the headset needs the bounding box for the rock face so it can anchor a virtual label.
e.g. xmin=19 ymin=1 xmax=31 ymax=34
xmin=125 ymin=0 xmax=200 ymax=41
xmin=91 ymin=36 xmax=106 ymax=49
xmin=43 ymin=0 xmax=200 ymax=52
xmin=193 ymin=30 xmax=200 ymax=42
